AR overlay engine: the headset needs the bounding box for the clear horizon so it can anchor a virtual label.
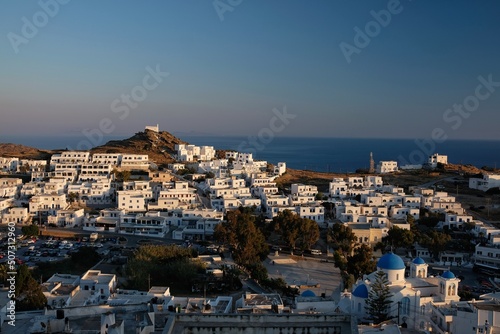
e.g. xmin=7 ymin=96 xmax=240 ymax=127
xmin=1 ymin=1 xmax=500 ymax=141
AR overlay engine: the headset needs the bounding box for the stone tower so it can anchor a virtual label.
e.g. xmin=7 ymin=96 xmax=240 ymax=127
xmin=369 ymin=152 xmax=375 ymax=174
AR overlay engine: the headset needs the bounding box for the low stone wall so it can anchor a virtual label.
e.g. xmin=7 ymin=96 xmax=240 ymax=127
xmin=43 ymin=303 xmax=148 ymax=319
xmin=163 ymin=314 xmax=358 ymax=334
xmin=39 ymin=228 xmax=87 ymax=239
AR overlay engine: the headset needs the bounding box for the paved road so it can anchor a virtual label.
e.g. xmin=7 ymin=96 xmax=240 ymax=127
xmin=418 ymin=176 xmax=456 ymax=189
xmin=33 ymin=227 xmax=184 ymax=247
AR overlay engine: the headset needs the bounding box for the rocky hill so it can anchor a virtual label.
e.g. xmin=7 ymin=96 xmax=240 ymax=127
xmin=0 ymin=130 xmax=188 ymax=167
xmin=0 ymin=143 xmax=57 ymax=160
xmin=90 ymin=129 xmax=188 ymax=167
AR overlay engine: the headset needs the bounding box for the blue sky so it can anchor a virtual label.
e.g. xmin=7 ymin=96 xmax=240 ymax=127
xmin=1 ymin=0 xmax=500 ymax=141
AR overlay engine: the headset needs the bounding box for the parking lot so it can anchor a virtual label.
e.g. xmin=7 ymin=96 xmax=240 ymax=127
xmin=0 ymin=234 xmax=120 ymax=268
xmin=264 ymin=252 xmax=342 ymax=298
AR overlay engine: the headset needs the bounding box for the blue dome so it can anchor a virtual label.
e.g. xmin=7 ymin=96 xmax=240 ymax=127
xmin=377 ymin=253 xmax=406 ymax=270
xmin=413 ymin=257 xmax=426 ymax=265
xmin=441 ymin=271 xmax=456 ymax=279
xmin=301 ymin=290 xmax=316 ymax=297
xmin=352 ymin=284 xmax=369 ymax=299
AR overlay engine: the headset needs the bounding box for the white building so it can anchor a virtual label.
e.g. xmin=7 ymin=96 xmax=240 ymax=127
xmin=43 ymin=178 xmax=68 ymax=195
xmin=291 ymin=184 xmax=318 ymax=197
xmin=389 ymin=206 xmax=420 ymax=220
xmin=50 ymin=151 xmax=90 ymax=169
xmin=19 ymin=159 xmax=47 ymax=173
xmin=20 ymin=182 xmax=45 ymax=197
xmin=0 ymin=157 xmax=19 ymax=173
xmin=83 ymin=208 xmax=123 ymax=232
xmin=345 ymin=253 xmax=460 ymax=331
xmin=79 ymin=163 xmax=114 ymax=182
xmin=91 ymin=153 xmax=122 ymax=166
xmin=474 ymin=243 xmax=500 ymax=270
xmin=364 ymin=176 xmax=383 ymax=189
xmin=119 ymin=212 xmax=169 ymax=237
xmin=297 ymin=204 xmax=325 ymax=225
xmin=0 ymin=178 xmax=22 ymax=198
xmin=274 ymin=162 xmax=286 ymax=176
xmin=235 ymin=293 xmax=286 ymax=314
xmin=42 ymin=273 xmax=80 ymax=309
xmin=47 ymin=208 xmax=85 ymax=228
xmin=145 ymin=124 xmax=159 ymax=132
xmin=168 ymin=163 xmax=186 ymax=172
xmin=176 ymin=144 xmax=215 ymax=162
xmin=428 ymin=153 xmax=448 ymax=168
xmin=51 ymin=169 xmax=78 ymax=183
xmin=120 ymin=154 xmax=149 ymax=170
xmin=1 ymin=207 xmax=29 ymax=224
xmin=172 ymin=218 xmax=221 ymax=241
xmin=448 ymin=295 xmax=500 ymax=334
xmin=0 ymin=198 xmax=13 ymax=217
xmin=80 ymin=270 xmax=117 ymax=305
xmin=329 ymin=178 xmax=349 ymax=198
xmin=470 ymin=174 xmax=500 ymax=192
xmin=29 ymin=194 xmax=67 ymax=216
xmin=117 ymin=190 xmax=153 ymax=213
xmin=376 ymin=161 xmax=398 ymax=174
xmin=156 ymin=182 xmax=198 ymax=207
xmin=438 ymin=213 xmax=473 ymax=230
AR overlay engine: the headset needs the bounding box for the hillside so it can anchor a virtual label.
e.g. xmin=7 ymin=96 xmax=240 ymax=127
xmin=90 ymin=129 xmax=188 ymax=167
xmin=0 ymin=143 xmax=57 ymax=160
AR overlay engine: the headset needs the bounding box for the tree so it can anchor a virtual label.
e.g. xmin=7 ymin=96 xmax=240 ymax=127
xmin=15 ymin=265 xmax=47 ymax=311
xmin=418 ymin=209 xmax=445 ymax=228
xmin=19 ymin=163 xmax=30 ymax=174
xmin=315 ymin=192 xmax=327 ymax=201
xmin=420 ymin=230 xmax=451 ymax=260
xmin=328 ymin=223 xmax=357 ymax=257
xmin=272 ymin=210 xmax=301 ymax=250
xmin=346 ymin=244 xmax=376 ymax=279
xmin=68 ymin=192 xmax=79 ymax=203
xmin=247 ymin=262 xmax=268 ymax=282
xmin=214 ymin=209 xmax=269 ymax=268
xmin=113 ymin=169 xmax=131 ymax=182
xmin=322 ymin=202 xmax=335 ymax=219
xmin=21 ymin=224 xmax=39 ymax=238
xmin=71 ymin=247 xmax=101 ymax=269
xmin=383 ymin=226 xmax=414 ymax=250
xmin=126 ymin=245 xmax=201 ymax=292
xmin=298 ymin=219 xmax=320 ymax=251
xmin=365 ymin=270 xmax=394 ymax=324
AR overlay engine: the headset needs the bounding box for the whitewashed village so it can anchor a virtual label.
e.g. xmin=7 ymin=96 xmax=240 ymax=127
xmin=0 ymin=126 xmax=499 ymax=334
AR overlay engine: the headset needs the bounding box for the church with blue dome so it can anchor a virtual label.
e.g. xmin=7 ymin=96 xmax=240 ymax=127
xmin=341 ymin=252 xmax=461 ymax=330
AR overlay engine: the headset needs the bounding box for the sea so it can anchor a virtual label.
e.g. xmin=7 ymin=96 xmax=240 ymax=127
xmin=1 ymin=134 xmax=499 ymax=173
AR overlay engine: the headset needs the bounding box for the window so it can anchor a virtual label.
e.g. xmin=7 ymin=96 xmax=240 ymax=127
xmin=401 ymin=297 xmax=410 ymax=315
